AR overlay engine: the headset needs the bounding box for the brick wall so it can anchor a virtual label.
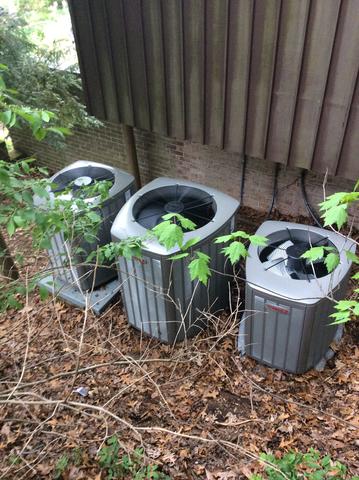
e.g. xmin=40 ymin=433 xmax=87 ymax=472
xmin=11 ymin=121 xmax=356 ymax=223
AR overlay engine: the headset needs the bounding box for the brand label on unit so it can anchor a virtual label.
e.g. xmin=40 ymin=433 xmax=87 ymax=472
xmin=266 ymin=303 xmax=289 ymax=315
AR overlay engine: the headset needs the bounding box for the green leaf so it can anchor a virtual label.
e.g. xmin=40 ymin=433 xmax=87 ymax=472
xmin=188 ymin=252 xmax=211 ymax=285
xmin=87 ymin=211 xmax=101 ymax=223
xmin=39 ymin=285 xmax=49 ymax=301
xmin=33 ymin=128 xmax=47 ymax=141
xmin=39 ymin=237 xmax=52 ymax=249
xmin=249 ymin=235 xmax=268 ymax=246
xmin=169 ymin=252 xmax=189 ymax=261
xmin=0 ymin=74 xmax=6 ymax=91
xmin=182 ymin=236 xmax=201 ymax=251
xmin=346 ymin=250 xmax=359 ymax=264
xmin=152 ymin=221 xmax=184 ymax=250
xmin=47 ymin=126 xmax=72 ymax=137
xmin=21 ymin=160 xmax=30 ymax=174
xmin=214 ymin=234 xmax=234 ymax=244
xmin=37 ymin=167 xmax=48 ymax=176
xmin=13 ymin=215 xmax=25 ymax=228
xmin=162 ymin=213 xmax=196 ymax=231
xmin=0 ymin=110 xmax=12 ymax=125
xmin=41 ymin=111 xmax=50 ymax=122
xmin=0 ymin=168 xmax=10 ymax=184
xmin=222 ymin=241 xmax=247 ymax=265
xmin=232 ymin=230 xmax=250 ymax=239
xmin=32 ymin=183 xmax=48 ymax=198
xmin=352 ymin=272 xmax=359 ymax=280
xmin=322 ymin=204 xmax=348 ymax=229
xmin=324 ymin=252 xmax=339 ymax=273
xmin=301 ymin=246 xmax=324 ymax=262
xmin=122 ymin=242 xmax=142 ymax=260
xmin=335 ymin=300 xmax=356 ymax=311
xmin=319 ymin=192 xmax=348 ymax=211
xmin=7 ymin=218 xmax=15 ymax=236
xmin=8 ymin=111 xmax=17 ymax=128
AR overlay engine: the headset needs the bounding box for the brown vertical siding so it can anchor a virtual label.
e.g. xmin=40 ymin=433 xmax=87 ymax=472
xmin=183 ymin=0 xmax=205 ymax=143
xmin=204 ymin=0 xmax=229 ymax=147
xmin=68 ymin=0 xmax=359 ymax=180
xmin=265 ymin=0 xmax=310 ymax=165
xmin=245 ymin=0 xmax=281 ymax=159
xmin=223 ymin=0 xmax=253 ymax=153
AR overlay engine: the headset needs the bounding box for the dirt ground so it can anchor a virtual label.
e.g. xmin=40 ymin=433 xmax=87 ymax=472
xmin=0 ymin=208 xmax=358 ymax=479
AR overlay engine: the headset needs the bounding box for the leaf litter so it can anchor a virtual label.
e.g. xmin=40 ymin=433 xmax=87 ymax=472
xmin=0 ymin=208 xmax=358 ymax=479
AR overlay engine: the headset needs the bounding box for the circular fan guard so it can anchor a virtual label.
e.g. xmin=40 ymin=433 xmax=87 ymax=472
xmin=259 ymin=228 xmax=337 ymax=280
xmin=52 ymin=166 xmax=115 ymax=199
xmin=133 ymin=185 xmax=216 ymax=229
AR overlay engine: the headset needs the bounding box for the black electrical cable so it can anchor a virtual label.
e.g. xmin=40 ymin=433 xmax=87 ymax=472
xmin=266 ymin=162 xmax=280 ymax=219
xmin=300 ymin=169 xmax=322 ymax=228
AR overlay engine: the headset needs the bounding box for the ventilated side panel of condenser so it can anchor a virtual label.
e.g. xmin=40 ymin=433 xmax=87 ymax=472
xmin=303 ymin=273 xmax=350 ymax=370
xmin=169 ymin=222 xmax=233 ymax=342
xmin=50 ymin=186 xmax=134 ymax=291
xmin=118 ymin=221 xmax=234 ymax=344
xmin=244 ymin=286 xmax=308 ymax=373
xmin=48 ymin=233 xmax=74 ymax=285
xmin=118 ymin=255 xmax=169 ymax=342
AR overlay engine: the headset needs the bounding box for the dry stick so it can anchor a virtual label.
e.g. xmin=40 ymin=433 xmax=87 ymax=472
xmin=108 ymin=340 xmax=176 ymax=420
xmin=65 ymin=294 xmax=89 ymax=400
xmin=0 ymin=398 xmax=141 ymax=438
xmin=102 ymin=372 xmax=153 ymax=408
xmin=214 ymin=419 xmax=266 ymax=427
xmin=0 ymin=396 xmax=289 ymax=480
xmin=0 ymin=356 xmax=192 ymax=394
xmin=0 ymin=403 xmax=60 ymax=480
xmin=13 ymin=438 xmax=61 ymax=480
xmin=6 ymin=268 xmax=32 ymax=401
xmin=233 ymin=359 xmax=358 ymax=429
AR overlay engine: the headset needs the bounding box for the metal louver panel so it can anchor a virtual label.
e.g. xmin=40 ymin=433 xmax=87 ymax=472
xmin=117 ymin=222 xmax=232 ymax=344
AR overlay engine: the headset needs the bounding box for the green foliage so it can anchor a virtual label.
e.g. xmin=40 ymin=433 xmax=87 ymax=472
xmin=0 ymin=158 xmax=113 ymax=310
xmin=301 ymin=246 xmax=340 ymax=274
xmin=93 ymin=237 xmax=144 ymax=265
xmin=0 ymin=11 xmax=100 ymax=142
xmin=221 ymin=240 xmax=248 ymax=264
xmin=0 ymin=159 xmax=111 ymax=248
xmin=215 ymin=230 xmax=268 ymax=265
xmin=252 ymin=449 xmax=354 ymax=480
xmin=54 ymin=455 xmax=69 ymax=479
xmin=152 ymin=213 xmax=196 ymax=250
xmin=301 ymin=180 xmax=359 ymax=325
xmin=188 ymin=251 xmax=211 ymax=286
xmin=98 ymin=436 xmax=170 ymax=480
xmin=0 ymin=64 xmax=68 ymax=142
xmin=319 ymin=190 xmax=359 ymax=230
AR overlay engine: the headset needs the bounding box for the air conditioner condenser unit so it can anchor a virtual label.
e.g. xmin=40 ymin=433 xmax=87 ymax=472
xmin=239 ymin=220 xmax=355 ymax=373
xmin=111 ymin=177 xmax=239 ymax=343
xmin=36 ymin=160 xmax=135 ymax=313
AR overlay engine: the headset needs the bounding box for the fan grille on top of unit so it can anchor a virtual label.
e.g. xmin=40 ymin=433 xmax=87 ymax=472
xmin=133 ymin=185 xmax=216 ymax=229
xmin=52 ymin=166 xmax=115 ymax=198
xmin=258 ymin=228 xmax=337 ymax=281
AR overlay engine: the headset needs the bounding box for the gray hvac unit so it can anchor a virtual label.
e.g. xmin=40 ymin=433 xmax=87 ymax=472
xmin=111 ymin=177 xmax=239 ymax=343
xmin=240 ymin=220 xmax=355 ymax=374
xmin=37 ymin=161 xmax=135 ymax=312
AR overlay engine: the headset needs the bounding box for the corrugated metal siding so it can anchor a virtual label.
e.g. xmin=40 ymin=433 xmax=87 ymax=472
xmin=68 ymin=0 xmax=359 ymax=180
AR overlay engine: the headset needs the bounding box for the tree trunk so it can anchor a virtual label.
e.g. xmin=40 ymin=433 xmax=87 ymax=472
xmin=0 ymin=230 xmax=19 ymax=280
